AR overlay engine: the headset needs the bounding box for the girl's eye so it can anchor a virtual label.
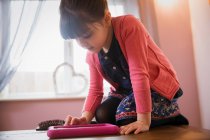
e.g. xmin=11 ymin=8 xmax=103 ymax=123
xmin=83 ymin=32 xmax=92 ymax=39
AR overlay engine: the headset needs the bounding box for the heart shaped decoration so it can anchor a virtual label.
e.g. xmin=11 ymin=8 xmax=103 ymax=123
xmin=53 ymin=62 xmax=88 ymax=95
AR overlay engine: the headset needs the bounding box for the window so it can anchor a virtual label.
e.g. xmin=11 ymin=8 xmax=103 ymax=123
xmin=4 ymin=0 xmax=140 ymax=99
xmin=7 ymin=1 xmax=64 ymax=96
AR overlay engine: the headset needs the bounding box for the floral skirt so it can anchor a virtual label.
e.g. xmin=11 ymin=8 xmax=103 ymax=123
xmin=109 ymin=89 xmax=181 ymax=123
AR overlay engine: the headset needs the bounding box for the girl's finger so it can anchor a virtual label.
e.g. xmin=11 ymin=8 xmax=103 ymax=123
xmin=64 ymin=115 xmax=72 ymax=126
xmin=124 ymin=126 xmax=137 ymax=135
xmin=79 ymin=117 xmax=87 ymax=124
xmin=121 ymin=126 xmax=133 ymax=135
xmin=134 ymin=127 xmax=143 ymax=134
xmin=71 ymin=117 xmax=80 ymax=125
xmin=120 ymin=126 xmax=128 ymax=134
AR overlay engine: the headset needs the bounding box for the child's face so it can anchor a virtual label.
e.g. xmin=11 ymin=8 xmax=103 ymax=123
xmin=75 ymin=17 xmax=111 ymax=53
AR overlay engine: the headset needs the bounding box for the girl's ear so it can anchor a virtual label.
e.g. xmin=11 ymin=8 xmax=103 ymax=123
xmin=104 ymin=10 xmax=111 ymax=25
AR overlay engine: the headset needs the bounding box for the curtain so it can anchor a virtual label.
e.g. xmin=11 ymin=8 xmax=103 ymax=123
xmin=0 ymin=0 xmax=44 ymax=92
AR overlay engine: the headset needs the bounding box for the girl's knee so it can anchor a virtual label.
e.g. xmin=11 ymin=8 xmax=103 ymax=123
xmin=95 ymin=97 xmax=121 ymax=124
xmin=95 ymin=104 xmax=116 ymax=124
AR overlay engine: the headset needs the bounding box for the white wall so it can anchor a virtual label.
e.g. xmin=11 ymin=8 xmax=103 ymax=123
xmin=152 ymin=0 xmax=202 ymax=127
xmin=188 ymin=0 xmax=210 ymax=129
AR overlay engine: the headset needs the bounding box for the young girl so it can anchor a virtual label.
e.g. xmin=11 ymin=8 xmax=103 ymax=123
xmin=59 ymin=0 xmax=189 ymax=135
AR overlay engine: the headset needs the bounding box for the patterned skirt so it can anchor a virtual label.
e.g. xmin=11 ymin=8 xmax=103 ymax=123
xmin=109 ymin=89 xmax=182 ymax=123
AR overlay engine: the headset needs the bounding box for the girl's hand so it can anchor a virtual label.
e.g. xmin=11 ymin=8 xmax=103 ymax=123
xmin=120 ymin=120 xmax=150 ymax=135
xmin=120 ymin=113 xmax=151 ymax=135
xmin=64 ymin=115 xmax=88 ymax=126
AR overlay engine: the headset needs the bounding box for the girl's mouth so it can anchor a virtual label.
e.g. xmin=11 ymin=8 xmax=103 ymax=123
xmin=87 ymin=46 xmax=94 ymax=51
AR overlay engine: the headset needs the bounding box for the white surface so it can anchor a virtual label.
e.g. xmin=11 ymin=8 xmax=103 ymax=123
xmin=0 ymin=92 xmax=86 ymax=101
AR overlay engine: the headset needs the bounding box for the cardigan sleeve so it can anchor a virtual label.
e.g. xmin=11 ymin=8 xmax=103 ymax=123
xmin=121 ymin=15 xmax=152 ymax=113
xmin=82 ymin=53 xmax=104 ymax=114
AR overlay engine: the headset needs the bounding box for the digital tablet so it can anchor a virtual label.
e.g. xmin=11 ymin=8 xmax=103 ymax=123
xmin=47 ymin=123 xmax=120 ymax=139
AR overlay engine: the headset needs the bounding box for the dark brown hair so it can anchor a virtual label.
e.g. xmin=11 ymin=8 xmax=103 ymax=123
xmin=59 ymin=0 xmax=108 ymax=39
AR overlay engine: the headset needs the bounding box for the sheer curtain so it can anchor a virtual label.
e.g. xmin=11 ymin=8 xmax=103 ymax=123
xmin=0 ymin=0 xmax=44 ymax=92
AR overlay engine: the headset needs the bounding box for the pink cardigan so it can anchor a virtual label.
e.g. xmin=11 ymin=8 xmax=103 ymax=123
xmin=83 ymin=15 xmax=180 ymax=114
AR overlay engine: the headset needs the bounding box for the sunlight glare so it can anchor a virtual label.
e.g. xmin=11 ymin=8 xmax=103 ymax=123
xmin=156 ymin=0 xmax=177 ymax=8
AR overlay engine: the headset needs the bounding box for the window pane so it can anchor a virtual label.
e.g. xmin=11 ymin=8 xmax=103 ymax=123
xmin=9 ymin=1 xmax=64 ymax=93
xmin=8 ymin=0 xmax=140 ymax=95
xmin=17 ymin=1 xmax=64 ymax=72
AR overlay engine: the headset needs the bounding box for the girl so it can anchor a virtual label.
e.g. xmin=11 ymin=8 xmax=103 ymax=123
xmin=59 ymin=0 xmax=189 ymax=135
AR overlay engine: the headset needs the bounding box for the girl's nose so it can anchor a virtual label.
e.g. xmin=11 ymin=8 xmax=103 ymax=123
xmin=77 ymin=39 xmax=88 ymax=48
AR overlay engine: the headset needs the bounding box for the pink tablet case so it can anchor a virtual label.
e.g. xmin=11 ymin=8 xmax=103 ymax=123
xmin=47 ymin=123 xmax=120 ymax=139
